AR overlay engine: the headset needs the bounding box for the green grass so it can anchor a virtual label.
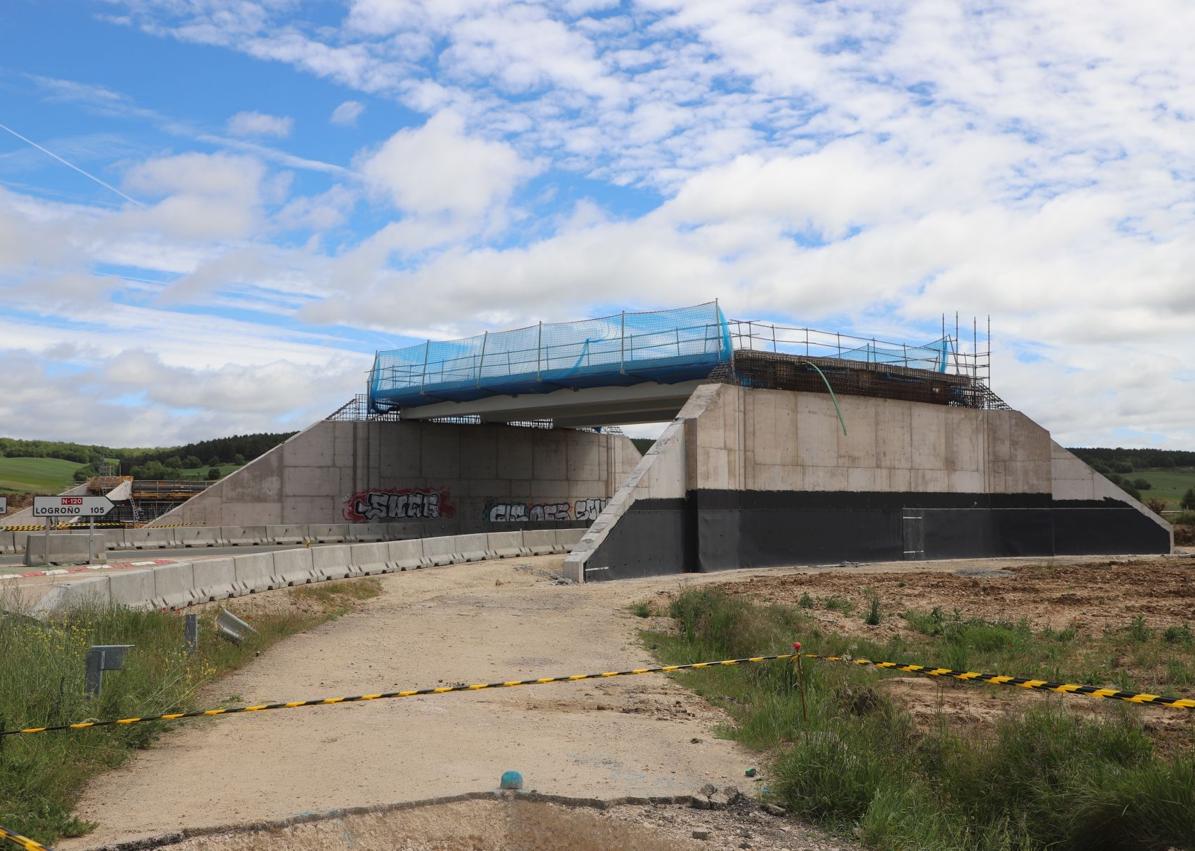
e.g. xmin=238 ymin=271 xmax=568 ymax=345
xmin=0 ymin=457 xmax=84 ymax=494
xmin=176 ymin=464 xmax=242 ymax=481
xmin=1131 ymin=467 xmax=1195 ymax=509
xmin=630 ymin=600 xmax=652 ymax=618
xmin=0 ymin=579 xmax=381 ymax=844
xmin=645 ymin=589 xmax=1195 ymax=850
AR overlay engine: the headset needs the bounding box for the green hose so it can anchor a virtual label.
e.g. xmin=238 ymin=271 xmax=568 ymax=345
xmin=800 ymin=361 xmax=847 ymax=436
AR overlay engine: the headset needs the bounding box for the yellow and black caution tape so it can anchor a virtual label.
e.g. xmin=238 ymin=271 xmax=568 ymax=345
xmin=3 ymin=650 xmax=1192 ymax=740
xmin=2 ymin=523 xmax=127 ymax=532
xmin=0 ymin=823 xmax=51 ymax=851
xmin=799 ymin=650 xmax=1195 ymax=709
xmin=0 ymin=654 xmax=796 ymax=736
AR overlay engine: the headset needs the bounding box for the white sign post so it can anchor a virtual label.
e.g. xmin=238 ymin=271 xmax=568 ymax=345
xmin=33 ymin=496 xmax=114 ymax=565
xmin=0 ymin=496 xmax=7 ymax=515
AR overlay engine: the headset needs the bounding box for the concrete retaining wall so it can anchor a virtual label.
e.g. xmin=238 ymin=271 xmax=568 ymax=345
xmin=150 ymin=420 xmax=640 ymax=534
xmin=31 ymin=529 xmax=576 ymax=615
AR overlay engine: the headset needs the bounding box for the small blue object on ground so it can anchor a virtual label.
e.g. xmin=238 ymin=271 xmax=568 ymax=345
xmin=500 ymin=770 xmax=524 ymax=790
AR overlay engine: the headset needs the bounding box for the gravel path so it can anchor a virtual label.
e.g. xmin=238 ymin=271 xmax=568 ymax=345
xmin=62 ymin=557 xmax=853 ymax=849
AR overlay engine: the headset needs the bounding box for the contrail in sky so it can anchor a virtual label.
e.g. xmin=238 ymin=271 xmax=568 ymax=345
xmin=0 ymin=121 xmax=145 ymax=206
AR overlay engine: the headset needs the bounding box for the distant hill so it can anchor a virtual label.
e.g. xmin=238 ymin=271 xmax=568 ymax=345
xmin=1069 ymin=447 xmax=1195 ymax=508
xmin=0 ymin=432 xmax=295 ymax=492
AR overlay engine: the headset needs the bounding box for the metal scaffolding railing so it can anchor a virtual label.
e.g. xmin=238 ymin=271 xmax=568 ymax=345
xmin=727 ymin=320 xmax=993 ymax=386
xmin=368 ymin=302 xmax=732 ymax=412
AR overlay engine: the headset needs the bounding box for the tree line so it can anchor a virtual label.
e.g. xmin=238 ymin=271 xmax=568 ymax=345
xmin=0 ymin=433 xmax=295 ymax=481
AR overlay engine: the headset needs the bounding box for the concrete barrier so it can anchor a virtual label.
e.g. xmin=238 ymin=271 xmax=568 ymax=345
xmin=99 ymin=528 xmax=128 ymax=551
xmin=25 ymin=533 xmax=104 ymax=566
xmin=266 ymin=524 xmax=309 ymax=546
xmin=11 ymin=531 xmax=32 ymax=557
xmin=422 ymin=536 xmax=459 ymax=566
xmin=311 ymin=546 xmax=357 ymax=581
xmin=191 ymin=558 xmax=237 ymax=601
xmin=33 ymin=576 xmax=111 ymax=613
xmin=0 ymin=531 xmax=16 ymax=555
xmin=454 ymin=533 xmax=491 ymax=562
xmin=486 ymin=531 xmax=524 ymax=559
xmin=349 ymin=542 xmax=388 ymax=568
xmin=555 ymin=528 xmax=585 ymax=552
xmin=177 ymin=526 xmax=225 ymax=547
xmin=226 ymin=525 xmax=266 ymax=546
xmin=109 ymin=569 xmax=156 ymax=609
xmin=522 ymin=530 xmax=557 ymax=556
xmin=152 ymin=562 xmax=196 ymax=609
xmin=274 ymin=548 xmax=319 ymax=585
xmin=387 ymin=539 xmax=425 ymax=570
xmin=234 ymin=552 xmax=278 ymax=593
xmin=310 ymin=524 xmax=348 ymax=544
xmin=128 ymin=528 xmax=177 ymax=549
xmin=348 ymin=524 xmax=384 ymax=543
xmin=31 ymin=529 xmax=560 ymax=615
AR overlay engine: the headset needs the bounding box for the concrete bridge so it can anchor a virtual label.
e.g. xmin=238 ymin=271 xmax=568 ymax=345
xmin=148 ymin=304 xmax=1170 ymax=579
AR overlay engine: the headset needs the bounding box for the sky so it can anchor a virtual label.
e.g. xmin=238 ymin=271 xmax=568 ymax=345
xmin=0 ymin=0 xmax=1192 ymax=449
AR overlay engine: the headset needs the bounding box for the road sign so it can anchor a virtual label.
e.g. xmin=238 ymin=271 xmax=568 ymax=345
xmin=0 ymin=496 xmax=6 ymax=515
xmin=32 ymin=496 xmax=114 ymax=518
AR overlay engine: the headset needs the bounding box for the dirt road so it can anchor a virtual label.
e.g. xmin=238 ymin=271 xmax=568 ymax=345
xmin=62 ymin=552 xmax=1189 ymax=848
xmin=63 ymin=558 xmax=804 ymax=848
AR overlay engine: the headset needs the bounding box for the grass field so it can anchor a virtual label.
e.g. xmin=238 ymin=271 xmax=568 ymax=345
xmin=1133 ymin=467 xmax=1195 ymax=508
xmin=0 ymin=457 xmax=84 ymax=494
xmin=177 ymin=464 xmax=242 ymax=481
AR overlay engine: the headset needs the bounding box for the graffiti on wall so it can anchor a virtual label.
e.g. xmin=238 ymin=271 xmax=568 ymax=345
xmin=344 ymin=488 xmax=455 ymax=523
xmin=486 ymin=498 xmax=608 ymax=523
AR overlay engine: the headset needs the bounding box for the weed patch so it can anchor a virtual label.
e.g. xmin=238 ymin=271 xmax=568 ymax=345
xmin=0 ymin=579 xmax=381 ymax=843
xmin=646 ymin=589 xmax=1195 ymax=850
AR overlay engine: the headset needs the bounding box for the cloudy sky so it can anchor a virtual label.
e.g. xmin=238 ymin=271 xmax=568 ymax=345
xmin=1 ymin=1 xmax=1192 ymax=448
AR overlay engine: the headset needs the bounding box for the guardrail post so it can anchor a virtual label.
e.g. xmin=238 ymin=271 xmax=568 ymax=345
xmin=478 ymin=331 xmax=488 ymax=386
xmin=619 ymin=311 xmax=625 ymax=373
xmin=536 ymin=321 xmax=543 ymax=380
xmin=419 ymin=340 xmax=430 ymax=395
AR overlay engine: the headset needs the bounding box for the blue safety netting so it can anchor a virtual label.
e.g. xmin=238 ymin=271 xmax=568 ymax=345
xmin=369 ymin=302 xmax=731 ymax=412
xmin=836 ymin=338 xmax=949 ymax=372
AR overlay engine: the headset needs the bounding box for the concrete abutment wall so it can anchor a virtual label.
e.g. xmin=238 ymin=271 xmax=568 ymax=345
xmin=565 ymin=384 xmax=1171 ymax=581
xmin=155 ymin=420 xmax=640 ymax=535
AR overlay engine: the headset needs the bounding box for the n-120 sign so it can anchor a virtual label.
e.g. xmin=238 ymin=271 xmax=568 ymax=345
xmin=32 ymin=496 xmax=114 ymax=517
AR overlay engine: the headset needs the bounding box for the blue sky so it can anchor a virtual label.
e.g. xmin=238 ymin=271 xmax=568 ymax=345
xmin=0 ymin=0 xmax=1192 ymax=447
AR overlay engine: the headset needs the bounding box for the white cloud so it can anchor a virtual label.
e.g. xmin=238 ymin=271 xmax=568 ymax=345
xmin=357 ymin=110 xmax=537 ymax=220
xmin=226 ymin=110 xmax=294 ymax=138
xmin=121 ymin=152 xmax=267 ymax=241
xmin=330 ymin=100 xmax=365 ymax=126
xmin=5 ymin=1 xmax=1194 ymax=450
xmin=0 ymin=348 xmax=362 ymax=445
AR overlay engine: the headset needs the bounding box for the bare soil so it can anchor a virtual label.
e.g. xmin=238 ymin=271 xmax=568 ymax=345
xmin=708 ymin=556 xmax=1195 ymax=636
xmin=694 ymin=555 xmax=1195 ymax=748
xmin=141 ymin=796 xmax=851 ymax=851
